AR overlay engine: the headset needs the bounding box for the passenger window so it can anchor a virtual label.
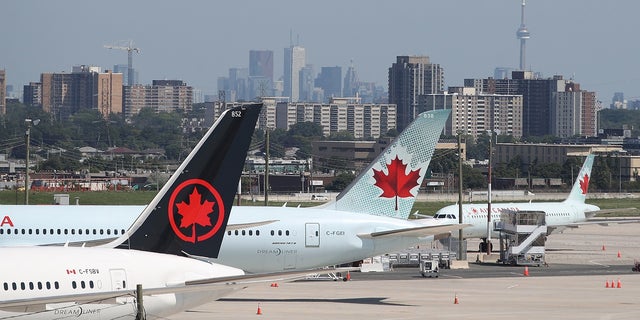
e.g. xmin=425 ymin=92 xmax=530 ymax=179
xmin=234 ymin=230 xmax=239 ymax=236
xmin=249 ymin=230 xmax=253 ymax=236
xmin=20 ymin=282 xmax=25 ymax=290
xmin=100 ymin=229 xmax=104 ymax=235
xmin=29 ymin=282 xmax=34 ymax=290
xmin=3 ymin=283 xmax=7 ymax=291
xmin=106 ymin=229 xmax=111 ymax=235
xmin=227 ymin=231 xmax=231 ymax=235
xmin=89 ymin=281 xmax=94 ymax=288
xmin=71 ymin=229 xmax=75 ymax=235
xmin=270 ymin=230 xmax=274 ymax=236
xmin=241 ymin=230 xmax=246 ymax=236
xmin=37 ymin=282 xmax=42 ymax=290
xmin=12 ymin=283 xmax=17 ymax=290
xmin=64 ymin=229 xmax=68 ymax=235
xmin=28 ymin=229 xmax=32 ymax=234
xmin=46 ymin=282 xmax=51 ymax=290
xmin=278 ymin=230 xmax=282 ymax=236
xmin=285 ymin=230 xmax=290 ymax=236
xmin=55 ymin=281 xmax=59 ymax=289
xmin=81 ymin=281 xmax=86 ymax=289
xmin=21 ymin=229 xmax=26 ymax=234
xmin=72 ymin=281 xmax=77 ymax=289
xmin=256 ymin=230 xmax=260 ymax=236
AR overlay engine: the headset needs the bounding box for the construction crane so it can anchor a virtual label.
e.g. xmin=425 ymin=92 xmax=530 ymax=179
xmin=104 ymin=40 xmax=140 ymax=86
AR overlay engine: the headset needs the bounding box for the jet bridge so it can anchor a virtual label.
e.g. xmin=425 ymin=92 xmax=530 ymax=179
xmin=495 ymin=210 xmax=547 ymax=266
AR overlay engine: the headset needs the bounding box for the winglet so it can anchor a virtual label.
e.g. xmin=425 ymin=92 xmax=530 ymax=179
xmin=113 ymin=104 xmax=262 ymax=259
xmin=325 ymin=109 xmax=451 ymax=219
xmin=564 ymin=154 xmax=595 ymax=204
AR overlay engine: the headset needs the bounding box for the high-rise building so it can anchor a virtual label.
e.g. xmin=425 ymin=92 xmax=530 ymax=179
xmin=420 ymin=87 xmax=523 ymax=139
xmin=0 ymin=70 xmax=6 ymax=115
xmin=23 ymin=82 xmax=43 ymax=107
xmin=464 ymin=71 xmax=598 ymax=138
xmin=388 ymin=56 xmax=444 ymax=131
xmin=284 ymin=45 xmax=306 ymax=102
xmin=123 ymin=80 xmax=193 ymax=118
xmin=268 ymin=98 xmax=396 ymax=139
xmin=40 ymin=66 xmax=123 ymax=119
xmin=343 ymin=63 xmax=359 ymax=97
xmin=114 ymin=64 xmax=138 ymax=86
xmin=315 ymin=66 xmax=342 ymax=102
xmin=249 ymin=50 xmax=274 ymax=99
xmin=298 ymin=65 xmax=315 ymax=102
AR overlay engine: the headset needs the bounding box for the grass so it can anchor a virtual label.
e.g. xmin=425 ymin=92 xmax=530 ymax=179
xmin=2 ymin=190 xmax=637 ymax=216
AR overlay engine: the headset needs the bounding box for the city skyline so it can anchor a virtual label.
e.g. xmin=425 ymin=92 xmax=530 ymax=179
xmin=3 ymin=0 xmax=640 ymax=103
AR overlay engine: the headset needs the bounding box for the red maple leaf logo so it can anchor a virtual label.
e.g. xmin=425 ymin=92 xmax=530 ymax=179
xmin=168 ymin=179 xmax=225 ymax=243
xmin=579 ymin=173 xmax=589 ymax=195
xmin=372 ymin=156 xmax=421 ymax=210
xmin=175 ymin=187 xmax=215 ymax=228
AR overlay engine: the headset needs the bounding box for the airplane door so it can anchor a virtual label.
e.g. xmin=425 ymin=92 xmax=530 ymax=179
xmin=305 ymin=223 xmax=320 ymax=247
xmin=110 ymin=268 xmax=128 ymax=290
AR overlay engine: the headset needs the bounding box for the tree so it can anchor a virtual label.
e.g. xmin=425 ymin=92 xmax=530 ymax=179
xmin=326 ymin=172 xmax=356 ymax=191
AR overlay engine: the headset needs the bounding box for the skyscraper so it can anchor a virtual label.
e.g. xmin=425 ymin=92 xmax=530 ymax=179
xmin=388 ymin=56 xmax=444 ymax=130
xmin=249 ymin=50 xmax=274 ymax=98
xmin=0 ymin=70 xmax=5 ymax=115
xmin=315 ymin=66 xmax=342 ymax=102
xmin=516 ymin=0 xmax=531 ymax=70
xmin=343 ymin=62 xmax=359 ymax=97
xmin=284 ymin=45 xmax=306 ymax=102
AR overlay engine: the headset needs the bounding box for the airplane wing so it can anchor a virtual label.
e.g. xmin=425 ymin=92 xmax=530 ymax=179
xmin=357 ymin=224 xmax=469 ymax=239
xmin=548 ymin=217 xmax=640 ymax=235
xmin=0 ymin=268 xmax=354 ymax=312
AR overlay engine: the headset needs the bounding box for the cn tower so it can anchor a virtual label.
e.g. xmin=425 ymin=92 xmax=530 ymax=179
xmin=516 ymin=0 xmax=530 ymax=70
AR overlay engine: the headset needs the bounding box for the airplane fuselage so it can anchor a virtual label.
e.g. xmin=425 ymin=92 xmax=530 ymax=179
xmin=0 ymin=205 xmax=441 ymax=273
xmin=0 ymin=246 xmax=244 ymax=319
xmin=433 ymin=201 xmax=599 ymax=239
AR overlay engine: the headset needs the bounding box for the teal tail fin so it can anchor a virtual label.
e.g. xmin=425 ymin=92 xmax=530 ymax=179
xmin=565 ymin=154 xmax=595 ymax=204
xmin=327 ymin=109 xmax=450 ymax=219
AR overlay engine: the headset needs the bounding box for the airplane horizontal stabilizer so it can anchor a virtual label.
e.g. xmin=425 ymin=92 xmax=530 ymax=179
xmin=357 ymin=224 xmax=469 ymax=239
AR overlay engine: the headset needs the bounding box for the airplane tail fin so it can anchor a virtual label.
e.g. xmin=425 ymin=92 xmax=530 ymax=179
xmin=324 ymin=109 xmax=451 ymax=219
xmin=116 ymin=104 xmax=261 ymax=258
xmin=564 ymin=154 xmax=595 ymax=204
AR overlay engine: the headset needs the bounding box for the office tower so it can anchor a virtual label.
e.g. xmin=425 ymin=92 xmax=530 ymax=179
xmin=249 ymin=50 xmax=274 ymax=98
xmin=315 ymin=66 xmax=342 ymax=102
xmin=388 ymin=56 xmax=444 ymax=130
xmin=284 ymin=45 xmax=306 ymax=102
xmin=114 ymin=64 xmax=138 ymax=86
xmin=298 ymin=65 xmax=315 ymax=102
xmin=343 ymin=62 xmax=359 ymax=97
xmin=0 ymin=70 xmax=5 ymax=115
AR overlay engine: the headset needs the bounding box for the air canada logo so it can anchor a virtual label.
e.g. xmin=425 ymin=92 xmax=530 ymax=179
xmin=372 ymin=156 xmax=421 ymax=210
xmin=168 ymin=178 xmax=225 ymax=243
xmin=579 ymin=173 xmax=590 ymax=195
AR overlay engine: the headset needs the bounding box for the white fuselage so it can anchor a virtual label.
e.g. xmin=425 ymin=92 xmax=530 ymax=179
xmin=0 ymin=246 xmax=244 ymax=319
xmin=432 ymin=201 xmax=600 ymax=239
xmin=0 ymin=205 xmax=442 ymax=273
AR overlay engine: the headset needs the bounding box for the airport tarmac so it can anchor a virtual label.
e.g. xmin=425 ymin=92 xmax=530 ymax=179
xmin=167 ymin=221 xmax=640 ymax=320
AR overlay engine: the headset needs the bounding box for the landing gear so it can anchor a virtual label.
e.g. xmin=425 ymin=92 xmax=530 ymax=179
xmin=479 ymin=239 xmax=493 ymax=253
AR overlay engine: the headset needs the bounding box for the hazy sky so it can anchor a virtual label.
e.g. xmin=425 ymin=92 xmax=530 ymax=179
xmin=3 ymin=0 xmax=640 ymax=103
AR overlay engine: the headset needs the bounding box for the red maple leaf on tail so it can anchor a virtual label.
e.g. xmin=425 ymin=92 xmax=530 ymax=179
xmin=175 ymin=187 xmax=216 ymax=238
xmin=579 ymin=173 xmax=589 ymax=195
xmin=372 ymin=156 xmax=421 ymax=210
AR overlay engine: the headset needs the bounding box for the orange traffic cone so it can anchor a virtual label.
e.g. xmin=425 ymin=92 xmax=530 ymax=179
xmin=605 ymin=280 xmax=610 ymax=288
xmin=346 ymin=271 xmax=351 ymax=281
xmin=611 ymin=280 xmax=615 ymax=289
xmin=523 ymin=266 xmax=529 ymax=276
xmin=617 ymin=250 xmax=622 ymax=258
xmin=617 ymin=279 xmax=622 ymax=288
xmin=256 ymin=303 xmax=262 ymax=315
xmin=454 ymin=294 xmax=459 ymax=304
xmin=602 ymin=245 xmax=606 ymax=251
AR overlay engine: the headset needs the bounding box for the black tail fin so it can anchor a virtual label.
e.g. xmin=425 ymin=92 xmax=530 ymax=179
xmin=118 ymin=103 xmax=261 ymax=258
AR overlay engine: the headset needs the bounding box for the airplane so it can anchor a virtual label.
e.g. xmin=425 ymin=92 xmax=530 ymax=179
xmin=0 ymin=103 xmax=276 ymax=319
xmin=431 ymin=154 xmax=608 ymax=252
xmin=0 ymin=109 xmax=467 ymax=274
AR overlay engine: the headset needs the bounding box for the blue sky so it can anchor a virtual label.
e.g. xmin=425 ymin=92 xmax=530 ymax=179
xmin=3 ymin=0 xmax=639 ymax=102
